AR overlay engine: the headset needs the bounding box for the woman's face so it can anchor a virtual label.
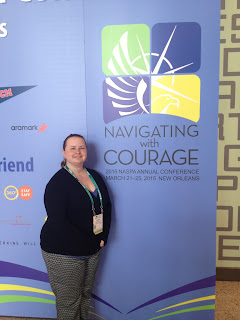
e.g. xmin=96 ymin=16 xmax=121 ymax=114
xmin=62 ymin=137 xmax=87 ymax=168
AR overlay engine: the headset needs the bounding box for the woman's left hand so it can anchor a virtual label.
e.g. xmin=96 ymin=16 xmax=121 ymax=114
xmin=100 ymin=240 xmax=104 ymax=247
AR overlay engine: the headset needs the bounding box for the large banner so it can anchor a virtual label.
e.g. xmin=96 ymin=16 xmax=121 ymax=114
xmin=0 ymin=0 xmax=220 ymax=319
xmin=0 ymin=1 xmax=87 ymax=318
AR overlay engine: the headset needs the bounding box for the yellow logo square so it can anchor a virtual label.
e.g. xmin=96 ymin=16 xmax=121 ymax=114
xmin=151 ymin=75 xmax=200 ymax=122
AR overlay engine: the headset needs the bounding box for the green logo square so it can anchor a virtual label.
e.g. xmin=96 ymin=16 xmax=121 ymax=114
xmin=102 ymin=24 xmax=150 ymax=76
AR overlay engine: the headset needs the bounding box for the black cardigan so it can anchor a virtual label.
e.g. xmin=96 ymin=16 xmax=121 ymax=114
xmin=40 ymin=168 xmax=111 ymax=256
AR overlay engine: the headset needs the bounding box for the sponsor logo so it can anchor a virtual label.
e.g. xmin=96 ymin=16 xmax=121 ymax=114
xmin=0 ymin=22 xmax=7 ymax=38
xmin=0 ymin=0 xmax=69 ymax=3
xmin=4 ymin=186 xmax=18 ymax=200
xmin=0 ymin=157 xmax=34 ymax=172
xmin=0 ymin=241 xmax=19 ymax=246
xmin=0 ymin=88 xmax=12 ymax=98
xmin=37 ymin=123 xmax=48 ymax=132
xmin=0 ymin=216 xmax=31 ymax=226
xmin=0 ymin=86 xmax=36 ymax=104
xmin=102 ymin=23 xmax=201 ymax=123
xmin=0 ymin=240 xmax=36 ymax=246
xmin=4 ymin=185 xmax=33 ymax=200
xmin=11 ymin=123 xmax=48 ymax=133
xmin=19 ymin=186 xmax=33 ymax=200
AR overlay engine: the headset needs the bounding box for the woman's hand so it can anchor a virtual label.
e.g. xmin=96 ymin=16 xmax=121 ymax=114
xmin=100 ymin=240 xmax=104 ymax=247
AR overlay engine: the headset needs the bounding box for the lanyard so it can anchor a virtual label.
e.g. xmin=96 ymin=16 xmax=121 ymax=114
xmin=65 ymin=166 xmax=103 ymax=216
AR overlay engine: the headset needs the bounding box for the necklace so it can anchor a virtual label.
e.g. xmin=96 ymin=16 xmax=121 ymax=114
xmin=76 ymin=171 xmax=85 ymax=179
xmin=64 ymin=166 xmax=85 ymax=178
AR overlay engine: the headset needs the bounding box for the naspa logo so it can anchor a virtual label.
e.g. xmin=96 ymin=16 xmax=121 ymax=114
xmin=102 ymin=23 xmax=201 ymax=124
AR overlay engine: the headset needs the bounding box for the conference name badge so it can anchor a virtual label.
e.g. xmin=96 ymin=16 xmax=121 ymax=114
xmin=93 ymin=213 xmax=103 ymax=235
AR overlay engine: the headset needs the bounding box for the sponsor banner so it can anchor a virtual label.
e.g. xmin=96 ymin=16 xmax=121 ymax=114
xmin=0 ymin=0 xmax=87 ymax=318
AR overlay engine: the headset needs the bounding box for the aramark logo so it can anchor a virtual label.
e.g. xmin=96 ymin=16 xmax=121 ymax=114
xmin=0 ymin=86 xmax=36 ymax=104
xmin=11 ymin=123 xmax=48 ymax=133
xmin=102 ymin=23 xmax=201 ymax=123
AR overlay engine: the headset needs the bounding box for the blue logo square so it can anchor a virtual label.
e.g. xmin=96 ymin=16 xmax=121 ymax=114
xmin=151 ymin=22 xmax=201 ymax=74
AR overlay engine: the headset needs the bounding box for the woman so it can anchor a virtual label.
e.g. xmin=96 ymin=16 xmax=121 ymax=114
xmin=40 ymin=134 xmax=111 ymax=320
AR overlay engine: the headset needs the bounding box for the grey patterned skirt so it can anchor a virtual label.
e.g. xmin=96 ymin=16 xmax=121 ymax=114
xmin=42 ymin=249 xmax=101 ymax=320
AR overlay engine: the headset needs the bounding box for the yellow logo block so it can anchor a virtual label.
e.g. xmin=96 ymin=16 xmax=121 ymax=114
xmin=151 ymin=75 xmax=200 ymax=122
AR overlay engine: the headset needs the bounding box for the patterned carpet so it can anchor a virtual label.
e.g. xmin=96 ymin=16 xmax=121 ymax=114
xmin=215 ymin=281 xmax=240 ymax=320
